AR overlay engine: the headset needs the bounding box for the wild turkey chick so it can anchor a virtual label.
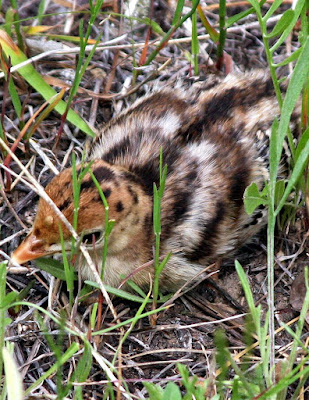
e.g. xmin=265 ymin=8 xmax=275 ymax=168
xmin=12 ymin=70 xmax=298 ymax=290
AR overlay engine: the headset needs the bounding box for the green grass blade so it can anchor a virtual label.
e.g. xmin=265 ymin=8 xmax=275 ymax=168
xmin=265 ymin=9 xmax=295 ymax=39
xmin=235 ymin=260 xmax=260 ymax=332
xmin=73 ymin=340 xmax=93 ymax=396
xmin=244 ymin=182 xmax=268 ymax=214
xmin=34 ymin=258 xmax=70 ymax=281
xmin=0 ymin=30 xmax=94 ymax=137
xmin=226 ymin=7 xmax=254 ymax=28
xmin=25 ymin=342 xmax=80 ymax=395
xmin=7 ymin=71 xmax=22 ymax=118
xmin=85 ymin=281 xmax=149 ymax=303
xmin=263 ymin=0 xmax=284 ymax=21
xmin=269 ymin=0 xmax=306 ymax=52
xmin=197 ymin=5 xmax=219 ymax=42
xmin=275 ymin=38 xmax=309 ymax=171
xmin=191 ymin=9 xmax=199 ymax=75
xmin=93 ymin=305 xmax=169 ymax=335
xmin=172 ymin=0 xmax=185 ymax=24
xmin=273 ymin=48 xmax=302 ymax=67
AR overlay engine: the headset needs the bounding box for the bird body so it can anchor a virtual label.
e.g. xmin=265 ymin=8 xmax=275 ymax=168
xmin=12 ymin=70 xmax=295 ymax=290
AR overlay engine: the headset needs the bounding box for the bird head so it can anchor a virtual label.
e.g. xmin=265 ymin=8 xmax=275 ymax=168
xmin=11 ymin=160 xmax=152 ymax=267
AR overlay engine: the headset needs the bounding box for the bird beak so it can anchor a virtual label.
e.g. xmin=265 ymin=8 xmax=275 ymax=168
xmin=11 ymin=234 xmax=50 ymax=265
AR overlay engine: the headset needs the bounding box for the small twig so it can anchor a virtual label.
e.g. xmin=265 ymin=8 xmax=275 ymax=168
xmin=29 ymin=139 xmax=59 ymax=176
xmin=162 ymin=264 xmax=219 ymax=308
xmin=0 ymin=230 xmax=26 ymax=248
xmin=10 ymin=156 xmax=35 ymax=191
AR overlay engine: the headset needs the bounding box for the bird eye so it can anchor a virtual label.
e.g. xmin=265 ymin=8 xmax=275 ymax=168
xmin=82 ymin=231 xmax=103 ymax=245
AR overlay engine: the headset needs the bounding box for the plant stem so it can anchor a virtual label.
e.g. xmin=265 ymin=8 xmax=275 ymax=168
xmin=0 ymin=263 xmax=7 ymax=384
xmin=267 ymin=206 xmax=276 ymax=382
xmin=217 ymin=0 xmax=227 ymax=62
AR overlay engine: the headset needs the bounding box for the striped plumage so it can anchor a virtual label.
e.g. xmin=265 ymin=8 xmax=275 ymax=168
xmin=12 ymin=70 xmax=297 ymax=290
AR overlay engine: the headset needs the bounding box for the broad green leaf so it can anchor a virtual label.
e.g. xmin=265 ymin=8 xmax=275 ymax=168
xmin=162 ymin=382 xmax=181 ymax=400
xmin=273 ymin=47 xmax=302 ymax=67
xmin=275 ymin=38 xmax=309 ymax=169
xmin=35 ymin=257 xmax=71 ymax=281
xmin=270 ymin=0 xmax=306 ymax=52
xmin=275 ymin=128 xmax=309 ymax=215
xmin=244 ymin=182 xmax=268 ymax=214
xmin=0 ymin=29 xmax=94 ymax=137
xmin=265 ymin=9 xmax=294 ymax=38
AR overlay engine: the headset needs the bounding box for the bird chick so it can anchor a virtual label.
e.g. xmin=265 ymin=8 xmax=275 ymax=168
xmin=12 ymin=71 xmax=297 ymax=290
